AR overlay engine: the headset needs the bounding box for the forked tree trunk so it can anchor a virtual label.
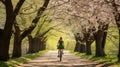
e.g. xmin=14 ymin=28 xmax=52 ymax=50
xmin=0 ymin=0 xmax=25 ymax=60
xmin=0 ymin=1 xmax=14 ymax=61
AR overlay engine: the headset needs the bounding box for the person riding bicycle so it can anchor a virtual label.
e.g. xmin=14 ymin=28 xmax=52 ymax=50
xmin=57 ymin=37 xmax=64 ymax=57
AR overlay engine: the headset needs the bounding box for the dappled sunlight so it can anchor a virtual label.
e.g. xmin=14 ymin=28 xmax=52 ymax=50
xmin=19 ymin=50 xmax=114 ymax=67
xmin=0 ymin=51 xmax=48 ymax=67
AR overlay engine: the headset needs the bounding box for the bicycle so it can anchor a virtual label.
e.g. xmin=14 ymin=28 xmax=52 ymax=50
xmin=59 ymin=50 xmax=63 ymax=62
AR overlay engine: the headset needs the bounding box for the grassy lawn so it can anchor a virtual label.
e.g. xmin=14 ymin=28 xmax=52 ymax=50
xmin=71 ymin=51 xmax=120 ymax=67
xmin=0 ymin=50 xmax=48 ymax=67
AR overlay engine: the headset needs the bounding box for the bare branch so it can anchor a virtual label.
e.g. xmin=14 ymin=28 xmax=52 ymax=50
xmin=13 ymin=0 xmax=25 ymax=16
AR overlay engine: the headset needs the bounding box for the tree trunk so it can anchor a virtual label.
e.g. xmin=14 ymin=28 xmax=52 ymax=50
xmin=38 ymin=40 xmax=41 ymax=51
xmin=39 ymin=40 xmax=44 ymax=51
xmin=101 ymin=25 xmax=109 ymax=56
xmin=12 ymin=20 xmax=22 ymax=58
xmin=12 ymin=38 xmax=22 ymax=58
xmin=0 ymin=1 xmax=14 ymax=61
xmin=0 ymin=37 xmax=10 ymax=61
xmin=102 ymin=32 xmax=107 ymax=56
xmin=42 ymin=42 xmax=46 ymax=50
xmin=28 ymin=36 xmax=41 ymax=53
xmin=86 ymin=41 xmax=92 ymax=55
xmin=27 ymin=35 xmax=35 ymax=53
xmin=84 ymin=32 xmax=93 ymax=55
xmin=34 ymin=38 xmax=39 ymax=52
xmin=79 ymin=43 xmax=85 ymax=53
xmin=95 ymin=30 xmax=104 ymax=56
xmin=74 ymin=42 xmax=80 ymax=52
xmin=0 ymin=0 xmax=25 ymax=60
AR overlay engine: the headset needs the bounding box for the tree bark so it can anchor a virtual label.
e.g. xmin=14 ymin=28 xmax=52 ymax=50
xmin=12 ymin=38 xmax=22 ymax=58
xmin=79 ymin=43 xmax=85 ymax=53
xmin=101 ymin=24 xmax=109 ymax=56
xmin=28 ymin=36 xmax=41 ymax=53
xmin=27 ymin=35 xmax=33 ymax=53
xmin=0 ymin=0 xmax=14 ymax=61
xmin=84 ymin=32 xmax=93 ymax=55
xmin=12 ymin=22 xmax=22 ymax=58
xmin=0 ymin=0 xmax=25 ymax=61
xmin=86 ymin=41 xmax=92 ymax=55
xmin=74 ymin=41 xmax=80 ymax=52
xmin=34 ymin=38 xmax=40 ymax=52
xmin=74 ymin=34 xmax=78 ymax=52
xmin=95 ymin=30 xmax=104 ymax=56
xmin=101 ymin=34 xmax=106 ymax=56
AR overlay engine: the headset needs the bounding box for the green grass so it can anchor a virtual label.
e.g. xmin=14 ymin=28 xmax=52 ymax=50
xmin=0 ymin=50 xmax=48 ymax=67
xmin=71 ymin=51 xmax=120 ymax=67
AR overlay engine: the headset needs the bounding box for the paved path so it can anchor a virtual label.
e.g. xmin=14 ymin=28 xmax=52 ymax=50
xmin=18 ymin=50 xmax=113 ymax=67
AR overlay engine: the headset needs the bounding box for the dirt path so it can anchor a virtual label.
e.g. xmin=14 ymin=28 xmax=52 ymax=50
xmin=18 ymin=50 xmax=113 ymax=67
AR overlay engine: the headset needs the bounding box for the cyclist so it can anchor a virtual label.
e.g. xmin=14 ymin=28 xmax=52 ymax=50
xmin=57 ymin=37 xmax=64 ymax=57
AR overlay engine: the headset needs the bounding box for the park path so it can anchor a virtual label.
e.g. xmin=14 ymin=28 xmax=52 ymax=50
xmin=18 ymin=50 xmax=113 ymax=67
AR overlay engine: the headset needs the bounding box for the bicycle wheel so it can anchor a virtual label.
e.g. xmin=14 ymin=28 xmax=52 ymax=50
xmin=60 ymin=50 xmax=62 ymax=62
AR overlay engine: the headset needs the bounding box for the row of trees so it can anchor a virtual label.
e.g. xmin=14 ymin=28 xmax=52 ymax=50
xmin=71 ymin=0 xmax=120 ymax=61
xmin=0 ymin=0 xmax=73 ymax=61
xmin=0 ymin=0 xmax=50 ymax=61
xmin=0 ymin=0 xmax=120 ymax=62
xmin=33 ymin=0 xmax=120 ymax=62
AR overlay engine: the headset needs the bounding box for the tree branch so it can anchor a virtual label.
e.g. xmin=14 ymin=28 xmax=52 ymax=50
xmin=40 ymin=27 xmax=52 ymax=37
xmin=21 ymin=0 xmax=50 ymax=39
xmin=13 ymin=0 xmax=25 ymax=16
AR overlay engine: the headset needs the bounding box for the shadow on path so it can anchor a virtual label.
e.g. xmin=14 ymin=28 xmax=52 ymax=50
xmin=18 ymin=50 xmax=114 ymax=67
